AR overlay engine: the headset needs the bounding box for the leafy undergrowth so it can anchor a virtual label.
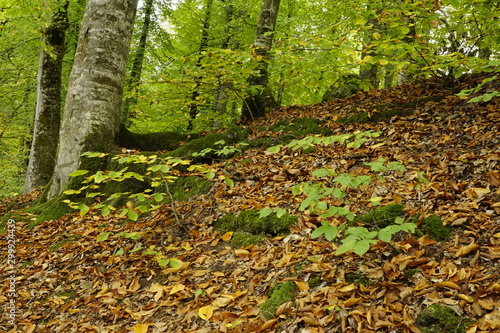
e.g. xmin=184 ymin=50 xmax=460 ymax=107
xmin=1 ymin=73 xmax=500 ymax=333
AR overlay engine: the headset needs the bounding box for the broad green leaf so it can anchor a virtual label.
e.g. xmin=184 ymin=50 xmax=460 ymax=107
xmin=78 ymin=203 xmax=89 ymax=216
xmin=69 ymin=170 xmax=89 ymax=177
xmin=115 ymin=248 xmax=124 ymax=256
xmin=259 ymin=207 xmax=273 ymax=218
xmin=169 ymin=258 xmax=182 ymax=269
xmin=276 ymin=208 xmax=287 ymax=218
xmin=97 ymin=232 xmax=112 ymax=242
xmin=225 ymin=178 xmax=234 ymax=187
xmin=127 ymin=210 xmax=138 ymax=221
xmin=266 ymin=145 xmax=281 ymax=153
xmin=353 ymin=240 xmax=372 ymax=256
xmin=153 ymin=193 xmax=164 ymax=202
xmin=206 ymin=170 xmax=215 ymax=179
xmin=378 ymin=229 xmax=392 ymax=242
xmin=101 ymin=206 xmax=111 ymax=216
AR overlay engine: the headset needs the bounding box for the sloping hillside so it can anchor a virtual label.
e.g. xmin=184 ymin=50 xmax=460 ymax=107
xmin=1 ymin=73 xmax=499 ymax=333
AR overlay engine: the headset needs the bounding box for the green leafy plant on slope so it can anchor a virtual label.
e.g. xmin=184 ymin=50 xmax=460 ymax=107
xmin=63 ymin=153 xmax=221 ymax=268
xmin=262 ymin=131 xmax=417 ymax=256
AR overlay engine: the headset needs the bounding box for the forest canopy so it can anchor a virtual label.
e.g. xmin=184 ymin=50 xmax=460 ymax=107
xmin=0 ymin=0 xmax=499 ymax=198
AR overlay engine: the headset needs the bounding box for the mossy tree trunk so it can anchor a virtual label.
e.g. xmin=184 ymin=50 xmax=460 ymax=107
xmin=187 ymin=0 xmax=214 ymax=131
xmin=24 ymin=1 xmax=69 ymax=193
xmin=48 ymin=0 xmax=138 ymax=199
xmin=359 ymin=7 xmax=379 ymax=89
xmin=122 ymin=0 xmax=154 ymax=124
xmin=240 ymin=0 xmax=281 ymax=123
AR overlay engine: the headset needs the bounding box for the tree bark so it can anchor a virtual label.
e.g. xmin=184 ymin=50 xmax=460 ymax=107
xmin=24 ymin=1 xmax=68 ymax=193
xmin=48 ymin=0 xmax=138 ymax=199
xmin=187 ymin=0 xmax=214 ymax=131
xmin=359 ymin=9 xmax=380 ymax=89
xmin=240 ymin=0 xmax=281 ymax=123
xmin=122 ymin=0 xmax=154 ymax=123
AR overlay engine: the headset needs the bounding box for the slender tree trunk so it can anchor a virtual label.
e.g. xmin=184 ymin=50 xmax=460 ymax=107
xmin=359 ymin=9 xmax=379 ymax=89
xmin=24 ymin=1 xmax=68 ymax=193
xmin=122 ymin=0 xmax=154 ymax=124
xmin=48 ymin=0 xmax=138 ymax=199
xmin=187 ymin=0 xmax=214 ymax=131
xmin=211 ymin=1 xmax=237 ymax=128
xmin=240 ymin=0 xmax=281 ymax=122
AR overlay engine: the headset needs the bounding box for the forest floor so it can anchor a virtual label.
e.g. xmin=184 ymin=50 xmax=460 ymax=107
xmin=1 ymin=73 xmax=499 ymax=333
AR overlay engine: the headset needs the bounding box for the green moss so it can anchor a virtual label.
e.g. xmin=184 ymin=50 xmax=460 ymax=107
xmin=403 ymin=268 xmax=419 ymax=279
xmin=30 ymin=196 xmax=75 ymax=227
xmin=214 ymin=209 xmax=297 ymax=236
xmin=118 ymin=126 xmax=199 ymax=151
xmin=259 ymin=281 xmax=297 ymax=320
xmin=247 ymin=118 xmax=332 ymax=150
xmin=357 ymin=203 xmax=404 ymax=228
xmin=307 ymin=276 xmax=322 ymax=289
xmin=169 ymin=176 xmax=212 ymax=202
xmin=167 ymin=126 xmax=251 ymax=162
xmin=416 ymin=304 xmax=474 ymax=333
xmin=338 ymin=96 xmax=444 ymax=124
xmin=230 ymin=232 xmax=264 ymax=248
xmin=345 ymin=273 xmax=372 ymax=286
xmin=48 ymin=235 xmax=82 ymax=251
xmin=421 ymin=215 xmax=451 ymax=241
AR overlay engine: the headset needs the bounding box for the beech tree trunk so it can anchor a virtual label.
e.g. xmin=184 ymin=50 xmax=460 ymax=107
xmin=24 ymin=1 xmax=68 ymax=193
xmin=359 ymin=9 xmax=379 ymax=89
xmin=48 ymin=0 xmax=138 ymax=199
xmin=240 ymin=0 xmax=281 ymax=122
xmin=187 ymin=0 xmax=214 ymax=131
xmin=122 ymin=0 xmax=154 ymax=123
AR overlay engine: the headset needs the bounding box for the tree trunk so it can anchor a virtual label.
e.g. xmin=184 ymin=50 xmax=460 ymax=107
xmin=122 ymin=0 xmax=154 ymax=124
xmin=359 ymin=9 xmax=379 ymax=89
xmin=24 ymin=1 xmax=69 ymax=193
xmin=240 ymin=0 xmax=281 ymax=123
xmin=187 ymin=0 xmax=214 ymax=131
xmin=48 ymin=0 xmax=138 ymax=199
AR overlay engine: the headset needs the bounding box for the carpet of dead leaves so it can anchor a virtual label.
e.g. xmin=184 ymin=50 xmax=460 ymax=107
xmin=1 ymin=73 xmax=499 ymax=333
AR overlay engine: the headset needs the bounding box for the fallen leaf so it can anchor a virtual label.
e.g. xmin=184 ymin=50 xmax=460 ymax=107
xmin=199 ymin=305 xmax=214 ymax=320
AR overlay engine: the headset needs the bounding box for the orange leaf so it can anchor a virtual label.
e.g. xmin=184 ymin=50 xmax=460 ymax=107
xmin=295 ymin=281 xmax=310 ymax=292
xmin=221 ymin=232 xmax=234 ymax=241
xmin=343 ymin=297 xmax=361 ymax=307
xmin=434 ymin=281 xmax=461 ymax=291
xmin=455 ymin=243 xmax=479 ymax=257
xmin=129 ymin=276 xmax=141 ymax=292
xmin=169 ymin=284 xmax=186 ymax=295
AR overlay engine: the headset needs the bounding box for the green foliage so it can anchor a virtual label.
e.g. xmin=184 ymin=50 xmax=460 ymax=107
xmin=356 ymin=203 xmax=405 ymax=228
xmin=63 ymin=152 xmax=214 ymax=220
xmin=214 ymin=209 xmax=296 ymax=236
xmin=421 ymin=215 xmax=451 ymax=241
xmin=230 ymin=232 xmax=265 ymax=248
xmin=416 ymin=304 xmax=475 ymax=333
xmin=264 ymin=132 xmax=416 ymax=256
xmin=259 ymin=281 xmax=297 ymax=320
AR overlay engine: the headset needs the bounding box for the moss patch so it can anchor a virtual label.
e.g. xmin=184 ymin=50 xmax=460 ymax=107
xmin=230 ymin=232 xmax=265 ymax=248
xmin=214 ymin=209 xmax=297 ymax=236
xmin=416 ymin=304 xmax=474 ymax=333
xmin=345 ymin=273 xmax=372 ymax=286
xmin=118 ymin=126 xmax=199 ymax=151
xmin=169 ymin=176 xmax=212 ymax=202
xmin=247 ymin=118 xmax=332 ymax=150
xmin=421 ymin=215 xmax=451 ymax=241
xmin=338 ymin=96 xmax=444 ymax=124
xmin=259 ymin=281 xmax=297 ymax=320
xmin=356 ymin=203 xmax=404 ymax=228
xmin=167 ymin=126 xmax=251 ymax=162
